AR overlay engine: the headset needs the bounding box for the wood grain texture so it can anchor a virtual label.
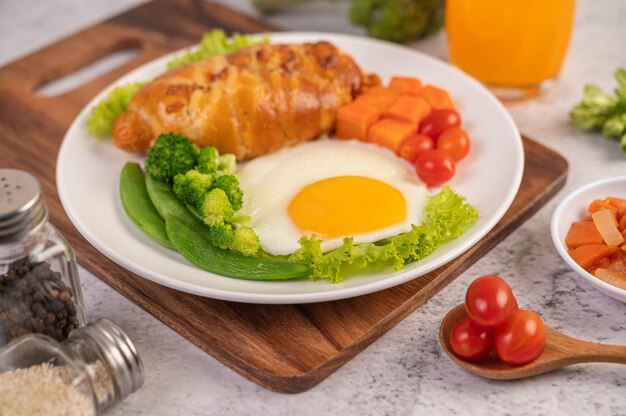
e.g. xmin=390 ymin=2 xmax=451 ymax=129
xmin=0 ymin=0 xmax=569 ymax=393
xmin=439 ymin=304 xmax=626 ymax=380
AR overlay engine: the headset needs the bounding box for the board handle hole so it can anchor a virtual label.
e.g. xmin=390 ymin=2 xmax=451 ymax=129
xmin=35 ymin=46 xmax=140 ymax=97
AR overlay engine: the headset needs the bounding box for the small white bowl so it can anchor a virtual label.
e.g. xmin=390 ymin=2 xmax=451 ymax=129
xmin=551 ymin=176 xmax=626 ymax=303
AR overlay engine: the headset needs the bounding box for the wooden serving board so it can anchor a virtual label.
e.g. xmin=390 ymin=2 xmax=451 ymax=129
xmin=0 ymin=0 xmax=568 ymax=393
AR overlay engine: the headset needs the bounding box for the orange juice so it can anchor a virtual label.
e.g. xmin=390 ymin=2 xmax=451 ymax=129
xmin=446 ymin=0 xmax=575 ymax=89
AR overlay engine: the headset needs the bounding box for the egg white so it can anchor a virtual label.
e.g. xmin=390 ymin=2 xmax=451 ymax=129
xmin=237 ymin=139 xmax=429 ymax=256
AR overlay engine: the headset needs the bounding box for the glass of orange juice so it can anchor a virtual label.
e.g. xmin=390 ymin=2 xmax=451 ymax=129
xmin=445 ymin=0 xmax=575 ymax=100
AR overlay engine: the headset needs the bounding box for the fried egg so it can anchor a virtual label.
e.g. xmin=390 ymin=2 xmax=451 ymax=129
xmin=237 ymin=139 xmax=429 ymax=256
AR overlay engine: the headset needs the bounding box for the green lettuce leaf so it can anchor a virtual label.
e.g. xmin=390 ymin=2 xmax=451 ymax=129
xmin=288 ymin=186 xmax=479 ymax=283
xmin=86 ymin=81 xmax=146 ymax=137
xmin=166 ymin=29 xmax=269 ymax=70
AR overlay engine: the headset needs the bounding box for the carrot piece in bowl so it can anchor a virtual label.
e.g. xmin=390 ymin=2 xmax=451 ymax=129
xmin=569 ymin=244 xmax=619 ymax=270
xmin=565 ymin=221 xmax=604 ymax=248
xmin=588 ymin=199 xmax=616 ymax=214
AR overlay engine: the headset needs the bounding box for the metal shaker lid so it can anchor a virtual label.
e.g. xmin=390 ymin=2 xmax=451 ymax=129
xmin=0 ymin=169 xmax=47 ymax=242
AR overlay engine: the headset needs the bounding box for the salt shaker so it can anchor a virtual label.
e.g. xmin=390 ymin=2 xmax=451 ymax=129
xmin=0 ymin=169 xmax=86 ymax=345
xmin=0 ymin=318 xmax=145 ymax=415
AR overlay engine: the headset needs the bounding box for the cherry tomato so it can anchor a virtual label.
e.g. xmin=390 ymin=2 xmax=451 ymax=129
xmin=419 ymin=109 xmax=462 ymax=141
xmin=465 ymin=275 xmax=517 ymax=328
xmin=494 ymin=310 xmax=546 ymax=366
xmin=450 ymin=318 xmax=495 ymax=361
xmin=414 ymin=149 xmax=455 ymax=186
xmin=397 ymin=134 xmax=434 ymax=163
xmin=437 ymin=127 xmax=471 ymax=161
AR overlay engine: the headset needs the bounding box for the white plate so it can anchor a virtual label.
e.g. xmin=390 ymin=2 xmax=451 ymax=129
xmin=551 ymin=177 xmax=626 ymax=303
xmin=57 ymin=32 xmax=523 ymax=304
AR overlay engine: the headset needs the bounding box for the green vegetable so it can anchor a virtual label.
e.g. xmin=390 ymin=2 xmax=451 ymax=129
xmin=166 ymin=29 xmax=270 ymax=70
xmin=198 ymin=188 xmax=234 ymax=226
xmin=141 ymin=172 xmax=308 ymax=279
xmin=208 ymin=223 xmax=235 ymax=249
xmin=119 ymin=162 xmax=173 ymax=249
xmin=173 ymin=169 xmax=213 ymax=207
xmin=349 ymin=0 xmax=444 ymax=43
xmin=212 ymin=174 xmax=244 ymax=211
xmin=165 ymin=216 xmax=310 ymax=280
xmin=232 ymin=226 xmax=261 ymax=257
xmin=288 ymin=186 xmax=478 ymax=283
xmin=218 ymin=154 xmax=237 ymax=173
xmin=86 ymin=82 xmax=145 ymax=137
xmin=145 ymin=133 xmax=199 ymax=183
xmin=570 ymin=67 xmax=626 ymax=152
xmin=145 ymin=174 xmax=205 ymax=231
xmin=197 ymin=147 xmax=220 ymax=174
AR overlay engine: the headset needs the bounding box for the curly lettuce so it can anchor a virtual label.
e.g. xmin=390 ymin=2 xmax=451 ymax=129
xmin=86 ymin=81 xmax=146 ymax=137
xmin=288 ymin=186 xmax=478 ymax=283
xmin=166 ymin=29 xmax=269 ymax=70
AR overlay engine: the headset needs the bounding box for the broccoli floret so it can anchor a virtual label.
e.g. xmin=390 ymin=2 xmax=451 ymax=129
xmin=145 ymin=133 xmax=199 ymax=183
xmin=349 ymin=0 xmax=444 ymax=43
xmin=231 ymin=226 xmax=260 ymax=257
xmin=173 ymin=170 xmax=213 ymax=207
xmin=197 ymin=147 xmax=220 ymax=174
xmin=198 ymin=188 xmax=234 ymax=226
xmin=207 ymin=223 xmax=235 ymax=249
xmin=211 ymin=174 xmax=243 ymax=211
xmin=218 ymin=154 xmax=237 ymax=173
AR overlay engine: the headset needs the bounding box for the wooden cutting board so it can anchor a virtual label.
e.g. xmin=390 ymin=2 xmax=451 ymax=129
xmin=0 ymin=0 xmax=568 ymax=393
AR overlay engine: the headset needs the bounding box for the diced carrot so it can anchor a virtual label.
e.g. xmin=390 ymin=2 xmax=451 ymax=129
xmin=569 ymin=244 xmax=619 ymax=270
xmin=336 ymin=101 xmax=381 ymax=141
xmin=418 ymin=84 xmax=456 ymax=111
xmin=356 ymin=87 xmax=400 ymax=113
xmin=588 ymin=199 xmax=616 ymax=214
xmin=388 ymin=76 xmax=422 ymax=96
xmin=385 ymin=95 xmax=432 ymax=125
xmin=368 ymin=118 xmax=417 ymax=153
xmin=565 ymin=221 xmax=604 ymax=249
xmin=605 ymin=197 xmax=626 ymax=219
xmin=592 ymin=210 xmax=624 ymax=246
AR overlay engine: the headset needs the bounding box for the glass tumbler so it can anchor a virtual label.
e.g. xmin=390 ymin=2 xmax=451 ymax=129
xmin=445 ymin=0 xmax=576 ymax=100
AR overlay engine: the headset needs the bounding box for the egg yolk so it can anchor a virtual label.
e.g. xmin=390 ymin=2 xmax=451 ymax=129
xmin=288 ymin=176 xmax=407 ymax=239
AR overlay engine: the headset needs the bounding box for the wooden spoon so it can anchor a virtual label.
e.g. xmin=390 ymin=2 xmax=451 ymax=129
xmin=439 ymin=304 xmax=626 ymax=380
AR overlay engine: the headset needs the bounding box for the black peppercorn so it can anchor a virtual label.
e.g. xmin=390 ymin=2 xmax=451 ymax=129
xmin=0 ymin=258 xmax=79 ymax=346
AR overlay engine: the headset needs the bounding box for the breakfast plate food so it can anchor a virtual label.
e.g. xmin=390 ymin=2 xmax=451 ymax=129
xmin=57 ymin=32 xmax=523 ymax=304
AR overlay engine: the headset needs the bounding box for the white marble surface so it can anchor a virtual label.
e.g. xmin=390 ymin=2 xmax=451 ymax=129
xmin=2 ymin=0 xmax=626 ymax=414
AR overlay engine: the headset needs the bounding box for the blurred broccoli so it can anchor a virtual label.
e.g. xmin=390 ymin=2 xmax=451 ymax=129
xmin=197 ymin=147 xmax=220 ymax=174
xmin=198 ymin=188 xmax=234 ymax=226
xmin=349 ymin=0 xmax=444 ymax=43
xmin=173 ymin=170 xmax=213 ymax=207
xmin=218 ymin=154 xmax=237 ymax=173
xmin=212 ymin=174 xmax=244 ymax=211
xmin=207 ymin=223 xmax=235 ymax=249
xmin=145 ymin=133 xmax=199 ymax=183
xmin=232 ymin=226 xmax=261 ymax=257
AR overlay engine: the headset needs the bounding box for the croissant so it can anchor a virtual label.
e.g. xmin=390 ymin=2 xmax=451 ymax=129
xmin=112 ymin=41 xmax=379 ymax=160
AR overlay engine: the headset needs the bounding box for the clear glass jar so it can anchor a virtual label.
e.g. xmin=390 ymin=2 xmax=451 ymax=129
xmin=0 ymin=169 xmax=86 ymax=346
xmin=0 ymin=318 xmax=145 ymax=415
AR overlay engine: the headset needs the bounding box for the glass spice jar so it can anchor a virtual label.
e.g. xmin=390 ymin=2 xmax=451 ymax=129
xmin=0 ymin=318 xmax=145 ymax=415
xmin=0 ymin=169 xmax=86 ymax=346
